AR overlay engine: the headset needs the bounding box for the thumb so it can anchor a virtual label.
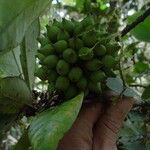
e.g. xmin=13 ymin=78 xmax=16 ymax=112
xmin=93 ymin=97 xmax=134 ymax=150
xmin=57 ymin=102 xmax=102 ymax=150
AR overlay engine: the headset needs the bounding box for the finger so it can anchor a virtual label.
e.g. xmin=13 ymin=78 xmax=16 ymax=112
xmin=93 ymin=97 xmax=134 ymax=150
xmin=57 ymin=102 xmax=102 ymax=150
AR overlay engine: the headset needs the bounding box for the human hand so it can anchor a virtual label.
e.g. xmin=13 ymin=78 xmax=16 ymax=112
xmin=57 ymin=96 xmax=134 ymax=150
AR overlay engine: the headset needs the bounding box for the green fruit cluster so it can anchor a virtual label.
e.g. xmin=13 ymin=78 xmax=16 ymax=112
xmin=36 ymin=16 xmax=120 ymax=99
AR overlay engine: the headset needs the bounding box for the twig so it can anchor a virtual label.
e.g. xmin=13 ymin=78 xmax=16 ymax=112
xmin=121 ymin=8 xmax=150 ymax=37
xmin=129 ymin=84 xmax=147 ymax=88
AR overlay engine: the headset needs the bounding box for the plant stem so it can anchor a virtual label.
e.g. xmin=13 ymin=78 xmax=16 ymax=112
xmin=121 ymin=8 xmax=150 ymax=37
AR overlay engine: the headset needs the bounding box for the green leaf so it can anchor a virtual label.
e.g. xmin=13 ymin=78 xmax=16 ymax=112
xmin=0 ymin=0 xmax=50 ymax=54
xmin=0 ymin=47 xmax=22 ymax=78
xmin=20 ymin=19 xmax=40 ymax=89
xmin=123 ymin=87 xmax=139 ymax=98
xmin=128 ymin=11 xmax=150 ymax=42
xmin=134 ymin=62 xmax=149 ymax=74
xmin=76 ymin=0 xmax=85 ymax=12
xmin=29 ymin=93 xmax=84 ymax=150
xmin=142 ymin=85 xmax=150 ymax=100
xmin=106 ymin=77 xmax=123 ymax=94
xmin=14 ymin=130 xmax=31 ymax=150
xmin=0 ymin=77 xmax=32 ymax=114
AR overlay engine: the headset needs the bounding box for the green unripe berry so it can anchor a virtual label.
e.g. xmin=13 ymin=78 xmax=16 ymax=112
xmin=88 ymin=82 xmax=101 ymax=93
xmin=90 ymin=71 xmax=106 ymax=82
xmin=102 ymin=67 xmax=116 ymax=77
xmin=36 ymin=53 xmax=45 ymax=62
xmin=47 ymin=70 xmax=58 ymax=82
xmin=46 ymin=25 xmax=60 ymax=43
xmin=63 ymin=48 xmax=77 ymax=64
xmin=43 ymin=55 xmax=58 ymax=68
xmin=62 ymin=19 xmax=74 ymax=33
xmin=38 ymin=44 xmax=54 ymax=56
xmin=82 ymin=32 xmax=98 ymax=47
xmin=54 ymin=40 xmax=68 ymax=54
xmin=69 ymin=38 xmax=83 ymax=50
xmin=57 ymin=30 xmax=70 ymax=41
xmin=74 ymin=24 xmax=83 ymax=35
xmin=77 ymin=77 xmax=87 ymax=90
xmin=102 ymin=55 xmax=116 ymax=68
xmin=53 ymin=19 xmax=62 ymax=28
xmin=55 ymin=76 xmax=70 ymax=92
xmin=81 ymin=16 xmax=94 ymax=28
xmin=78 ymin=47 xmax=94 ymax=60
xmin=68 ymin=67 xmax=83 ymax=82
xmin=106 ymin=43 xmax=121 ymax=55
xmin=56 ymin=60 xmax=70 ymax=76
xmin=35 ymin=67 xmax=47 ymax=81
xmin=86 ymin=59 xmax=102 ymax=71
xmin=48 ymin=82 xmax=56 ymax=94
xmin=94 ymin=44 xmax=106 ymax=56
xmin=65 ymin=86 xmax=77 ymax=99
xmin=37 ymin=36 xmax=49 ymax=46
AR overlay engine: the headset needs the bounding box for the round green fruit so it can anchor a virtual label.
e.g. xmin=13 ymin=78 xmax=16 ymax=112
xmin=82 ymin=32 xmax=98 ymax=47
xmin=38 ymin=44 xmax=54 ymax=56
xmin=94 ymin=44 xmax=106 ymax=56
xmin=47 ymin=70 xmax=58 ymax=82
xmin=63 ymin=48 xmax=77 ymax=64
xmin=86 ymin=59 xmax=102 ymax=71
xmin=69 ymin=38 xmax=83 ymax=50
xmin=37 ymin=36 xmax=49 ymax=46
xmin=46 ymin=25 xmax=60 ymax=43
xmin=54 ymin=40 xmax=68 ymax=54
xmin=53 ymin=19 xmax=62 ymax=28
xmin=102 ymin=55 xmax=116 ymax=68
xmin=48 ymin=82 xmax=56 ymax=94
xmin=35 ymin=67 xmax=47 ymax=81
xmin=90 ymin=71 xmax=106 ymax=82
xmin=62 ymin=19 xmax=74 ymax=33
xmin=36 ymin=53 xmax=45 ymax=62
xmin=102 ymin=67 xmax=116 ymax=77
xmin=78 ymin=47 xmax=94 ymax=60
xmin=43 ymin=55 xmax=58 ymax=68
xmin=77 ymin=77 xmax=87 ymax=90
xmin=55 ymin=76 xmax=70 ymax=92
xmin=74 ymin=24 xmax=83 ymax=35
xmin=65 ymin=86 xmax=77 ymax=99
xmin=68 ymin=67 xmax=83 ymax=82
xmin=57 ymin=30 xmax=70 ymax=41
xmin=88 ymin=82 xmax=101 ymax=93
xmin=56 ymin=60 xmax=70 ymax=76
xmin=81 ymin=16 xmax=94 ymax=28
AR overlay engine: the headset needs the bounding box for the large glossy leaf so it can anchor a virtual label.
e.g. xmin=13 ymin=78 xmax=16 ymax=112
xmin=0 ymin=47 xmax=22 ymax=78
xmin=128 ymin=11 xmax=150 ymax=42
xmin=0 ymin=77 xmax=32 ymax=114
xmin=0 ymin=0 xmax=50 ymax=54
xmin=20 ymin=19 xmax=40 ymax=89
xmin=29 ymin=93 xmax=84 ymax=150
